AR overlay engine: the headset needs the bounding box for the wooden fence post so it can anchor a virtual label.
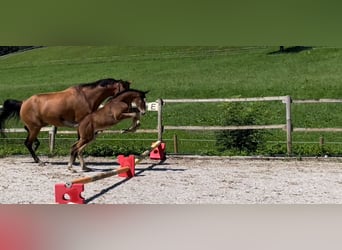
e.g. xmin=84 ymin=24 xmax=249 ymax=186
xmin=319 ymin=136 xmax=324 ymax=148
xmin=49 ymin=126 xmax=57 ymax=153
xmin=173 ymin=134 xmax=179 ymax=154
xmin=285 ymin=95 xmax=292 ymax=155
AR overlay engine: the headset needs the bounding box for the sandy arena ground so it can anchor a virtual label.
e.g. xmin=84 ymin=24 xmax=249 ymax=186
xmin=0 ymin=155 xmax=342 ymax=204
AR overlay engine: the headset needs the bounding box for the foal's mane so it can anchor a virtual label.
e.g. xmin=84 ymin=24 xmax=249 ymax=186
xmin=113 ymin=89 xmax=147 ymax=98
xmin=77 ymin=78 xmax=131 ymax=89
xmin=106 ymin=89 xmax=148 ymax=103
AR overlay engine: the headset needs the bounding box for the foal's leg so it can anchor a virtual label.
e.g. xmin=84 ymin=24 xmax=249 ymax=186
xmin=77 ymin=141 xmax=93 ymax=172
xmin=68 ymin=138 xmax=93 ymax=172
xmin=24 ymin=126 xmax=44 ymax=165
xmin=68 ymin=141 xmax=79 ymax=173
xmin=121 ymin=112 xmax=141 ymax=133
xmin=130 ymin=114 xmax=141 ymax=131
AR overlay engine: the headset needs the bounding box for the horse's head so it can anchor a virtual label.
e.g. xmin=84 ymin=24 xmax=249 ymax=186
xmin=133 ymin=90 xmax=149 ymax=115
xmin=115 ymin=79 xmax=131 ymax=95
xmin=98 ymin=78 xmax=131 ymax=96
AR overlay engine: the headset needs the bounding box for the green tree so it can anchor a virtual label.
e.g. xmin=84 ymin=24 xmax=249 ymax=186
xmin=216 ymin=102 xmax=268 ymax=154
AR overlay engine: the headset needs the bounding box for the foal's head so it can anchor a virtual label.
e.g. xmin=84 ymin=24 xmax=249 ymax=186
xmin=132 ymin=90 xmax=149 ymax=115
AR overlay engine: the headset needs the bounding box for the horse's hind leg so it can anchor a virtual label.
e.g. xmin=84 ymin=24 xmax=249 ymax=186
xmin=33 ymin=138 xmax=40 ymax=151
xmin=24 ymin=126 xmax=40 ymax=151
xmin=24 ymin=126 xmax=44 ymax=165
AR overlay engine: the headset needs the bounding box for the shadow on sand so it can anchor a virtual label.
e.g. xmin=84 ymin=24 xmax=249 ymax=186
xmin=84 ymin=159 xmax=185 ymax=204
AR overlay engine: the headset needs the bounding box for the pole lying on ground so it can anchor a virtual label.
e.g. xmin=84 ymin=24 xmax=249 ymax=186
xmin=55 ymin=140 xmax=166 ymax=204
xmin=66 ymin=140 xmax=162 ymax=186
xmin=66 ymin=167 xmax=131 ymax=186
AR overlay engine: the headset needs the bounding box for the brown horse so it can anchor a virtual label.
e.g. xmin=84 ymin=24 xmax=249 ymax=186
xmin=0 ymin=78 xmax=130 ymax=165
xmin=68 ymin=89 xmax=148 ymax=172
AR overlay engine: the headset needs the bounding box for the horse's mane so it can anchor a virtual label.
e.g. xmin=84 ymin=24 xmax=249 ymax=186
xmin=78 ymin=78 xmax=131 ymax=89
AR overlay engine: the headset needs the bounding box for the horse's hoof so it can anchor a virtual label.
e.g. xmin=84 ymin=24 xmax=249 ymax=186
xmin=38 ymin=161 xmax=46 ymax=166
xmin=82 ymin=167 xmax=92 ymax=172
xmin=68 ymin=166 xmax=77 ymax=173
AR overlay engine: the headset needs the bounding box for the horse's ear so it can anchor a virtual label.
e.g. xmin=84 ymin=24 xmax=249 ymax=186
xmin=125 ymin=81 xmax=131 ymax=89
xmin=144 ymin=90 xmax=150 ymax=95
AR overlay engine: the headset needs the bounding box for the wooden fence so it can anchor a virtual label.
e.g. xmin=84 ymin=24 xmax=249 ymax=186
xmin=1 ymin=97 xmax=342 ymax=155
xmin=161 ymin=96 xmax=293 ymax=154
xmin=161 ymin=96 xmax=342 ymax=155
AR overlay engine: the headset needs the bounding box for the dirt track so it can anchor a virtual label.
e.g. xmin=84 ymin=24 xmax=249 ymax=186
xmin=1 ymin=155 xmax=342 ymax=204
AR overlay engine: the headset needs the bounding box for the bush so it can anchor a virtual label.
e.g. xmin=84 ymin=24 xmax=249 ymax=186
xmin=215 ymin=102 xmax=269 ymax=155
xmin=292 ymin=144 xmax=339 ymax=157
xmin=82 ymin=143 xmax=146 ymax=157
xmin=263 ymin=143 xmax=287 ymax=156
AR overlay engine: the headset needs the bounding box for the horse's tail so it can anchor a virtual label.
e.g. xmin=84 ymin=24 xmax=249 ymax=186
xmin=0 ymin=99 xmax=22 ymax=136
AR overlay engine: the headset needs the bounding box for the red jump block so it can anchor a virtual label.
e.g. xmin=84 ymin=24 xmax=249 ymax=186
xmin=117 ymin=155 xmax=135 ymax=178
xmin=55 ymin=183 xmax=85 ymax=204
xmin=150 ymin=142 xmax=166 ymax=160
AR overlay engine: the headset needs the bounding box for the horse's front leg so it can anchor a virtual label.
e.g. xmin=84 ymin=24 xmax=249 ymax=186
xmin=121 ymin=112 xmax=141 ymax=133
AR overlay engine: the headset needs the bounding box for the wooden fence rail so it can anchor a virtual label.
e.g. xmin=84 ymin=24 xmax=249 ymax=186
xmin=162 ymin=96 xmax=286 ymax=103
xmin=164 ymin=125 xmax=286 ymax=131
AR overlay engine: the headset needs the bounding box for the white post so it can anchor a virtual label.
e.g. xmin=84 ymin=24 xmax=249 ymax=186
xmin=157 ymin=99 xmax=163 ymax=141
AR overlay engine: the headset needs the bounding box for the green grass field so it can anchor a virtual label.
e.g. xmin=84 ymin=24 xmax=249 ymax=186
xmin=0 ymin=46 xmax=342 ymax=157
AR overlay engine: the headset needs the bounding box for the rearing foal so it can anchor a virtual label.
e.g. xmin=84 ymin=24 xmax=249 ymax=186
xmin=0 ymin=78 xmax=130 ymax=165
xmin=68 ymin=89 xmax=148 ymax=172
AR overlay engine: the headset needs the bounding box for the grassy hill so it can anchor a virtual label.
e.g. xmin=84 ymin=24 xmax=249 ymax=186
xmin=0 ymin=46 xmax=341 ymax=157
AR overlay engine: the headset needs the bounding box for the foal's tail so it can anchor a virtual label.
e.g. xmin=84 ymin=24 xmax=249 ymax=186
xmin=0 ymin=99 xmax=22 ymax=137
